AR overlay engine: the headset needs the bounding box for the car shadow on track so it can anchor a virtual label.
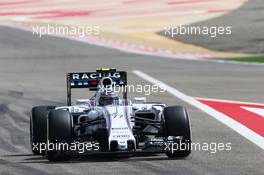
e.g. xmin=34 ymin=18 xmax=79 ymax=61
xmin=17 ymin=154 xmax=186 ymax=164
xmin=1 ymin=154 xmax=34 ymax=157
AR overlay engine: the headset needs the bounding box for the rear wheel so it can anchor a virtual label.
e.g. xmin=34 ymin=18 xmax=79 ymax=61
xmin=163 ymin=106 xmax=191 ymax=158
xmin=30 ymin=106 xmax=55 ymax=155
xmin=46 ymin=109 xmax=73 ymax=162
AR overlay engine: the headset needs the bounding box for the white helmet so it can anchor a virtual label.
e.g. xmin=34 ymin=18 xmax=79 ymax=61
xmin=96 ymin=90 xmax=119 ymax=106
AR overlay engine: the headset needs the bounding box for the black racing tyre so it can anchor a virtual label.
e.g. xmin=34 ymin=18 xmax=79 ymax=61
xmin=163 ymin=106 xmax=191 ymax=158
xmin=30 ymin=106 xmax=55 ymax=155
xmin=46 ymin=109 xmax=73 ymax=162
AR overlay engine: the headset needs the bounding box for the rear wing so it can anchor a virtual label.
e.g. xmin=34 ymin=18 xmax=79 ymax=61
xmin=66 ymin=68 xmax=127 ymax=106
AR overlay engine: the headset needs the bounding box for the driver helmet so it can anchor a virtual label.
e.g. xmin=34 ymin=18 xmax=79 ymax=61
xmin=97 ymin=91 xmax=119 ymax=106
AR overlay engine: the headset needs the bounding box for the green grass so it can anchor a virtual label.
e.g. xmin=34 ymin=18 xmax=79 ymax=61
xmin=227 ymin=56 xmax=264 ymax=63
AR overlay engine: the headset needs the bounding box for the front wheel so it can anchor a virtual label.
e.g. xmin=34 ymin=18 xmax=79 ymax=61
xmin=163 ymin=106 xmax=191 ymax=158
xmin=30 ymin=106 xmax=55 ymax=155
xmin=46 ymin=109 xmax=73 ymax=161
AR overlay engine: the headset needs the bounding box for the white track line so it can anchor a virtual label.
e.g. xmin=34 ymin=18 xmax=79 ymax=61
xmin=132 ymin=70 xmax=264 ymax=150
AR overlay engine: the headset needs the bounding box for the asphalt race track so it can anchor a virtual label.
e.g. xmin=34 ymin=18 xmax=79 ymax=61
xmin=0 ymin=25 xmax=263 ymax=175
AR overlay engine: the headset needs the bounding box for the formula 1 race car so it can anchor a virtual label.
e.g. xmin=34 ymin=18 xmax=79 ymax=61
xmin=30 ymin=68 xmax=191 ymax=161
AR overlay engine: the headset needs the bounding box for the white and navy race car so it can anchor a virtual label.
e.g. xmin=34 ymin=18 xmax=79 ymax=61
xmin=30 ymin=68 xmax=191 ymax=161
